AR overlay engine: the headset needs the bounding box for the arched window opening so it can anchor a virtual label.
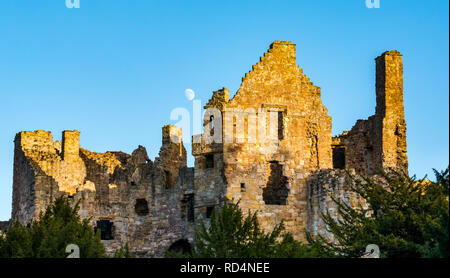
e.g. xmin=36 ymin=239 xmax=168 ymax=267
xmin=167 ymin=239 xmax=192 ymax=255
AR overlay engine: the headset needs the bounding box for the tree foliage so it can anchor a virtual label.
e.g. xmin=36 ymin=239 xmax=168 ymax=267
xmin=114 ymin=243 xmax=136 ymax=258
xmin=177 ymin=201 xmax=326 ymax=258
xmin=0 ymin=196 xmax=106 ymax=258
xmin=308 ymin=168 xmax=449 ymax=258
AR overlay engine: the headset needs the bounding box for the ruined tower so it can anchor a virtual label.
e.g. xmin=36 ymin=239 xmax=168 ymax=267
xmin=156 ymin=125 xmax=187 ymax=189
xmin=332 ymin=50 xmax=407 ymax=175
xmin=374 ymin=51 xmax=408 ymax=173
xmin=192 ymin=41 xmax=333 ymax=241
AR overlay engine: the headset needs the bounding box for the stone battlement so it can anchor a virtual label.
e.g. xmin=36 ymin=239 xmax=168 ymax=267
xmin=62 ymin=130 xmax=80 ymax=161
xmin=15 ymin=130 xmax=55 ymax=152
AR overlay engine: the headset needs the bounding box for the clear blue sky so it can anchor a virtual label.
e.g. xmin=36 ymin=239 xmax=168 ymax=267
xmin=0 ymin=0 xmax=448 ymax=220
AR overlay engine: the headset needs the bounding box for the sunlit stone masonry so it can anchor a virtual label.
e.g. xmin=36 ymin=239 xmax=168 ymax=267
xmin=11 ymin=41 xmax=407 ymax=257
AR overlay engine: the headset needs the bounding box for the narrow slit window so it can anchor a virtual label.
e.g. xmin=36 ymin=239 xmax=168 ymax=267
xmin=210 ymin=115 xmax=215 ymax=135
xmin=278 ymin=111 xmax=284 ymax=140
xmin=205 ymin=154 xmax=214 ymax=169
xmin=181 ymin=194 xmax=195 ymax=223
xmin=164 ymin=170 xmax=171 ymax=188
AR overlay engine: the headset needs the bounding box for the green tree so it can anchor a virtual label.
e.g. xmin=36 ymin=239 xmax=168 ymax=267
xmin=308 ymin=168 xmax=449 ymax=258
xmin=114 ymin=243 xmax=136 ymax=258
xmin=0 ymin=221 xmax=33 ymax=258
xmin=0 ymin=196 xmax=106 ymax=258
xmin=177 ymin=201 xmax=325 ymax=258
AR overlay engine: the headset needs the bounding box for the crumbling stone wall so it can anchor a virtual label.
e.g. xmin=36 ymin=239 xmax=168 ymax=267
xmin=227 ymin=41 xmax=332 ymax=241
xmin=192 ymin=41 xmax=333 ymax=241
xmin=12 ymin=126 xmax=194 ymax=257
xmin=307 ymin=169 xmax=368 ymax=241
xmin=11 ymin=41 xmax=408 ymax=254
xmin=332 ymin=51 xmax=407 ymax=175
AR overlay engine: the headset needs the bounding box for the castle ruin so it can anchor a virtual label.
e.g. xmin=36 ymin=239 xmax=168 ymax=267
xmin=11 ymin=41 xmax=407 ymax=257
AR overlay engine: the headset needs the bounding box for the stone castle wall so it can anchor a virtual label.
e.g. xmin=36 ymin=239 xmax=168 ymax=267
xmin=306 ymin=169 xmax=369 ymax=241
xmin=222 ymin=41 xmax=332 ymax=241
xmin=11 ymin=41 xmax=408 ymax=256
xmin=332 ymin=51 xmax=407 ymax=175
xmin=12 ymin=126 xmax=196 ymax=257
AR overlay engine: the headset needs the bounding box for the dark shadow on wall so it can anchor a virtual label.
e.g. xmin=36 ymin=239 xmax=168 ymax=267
xmin=167 ymin=239 xmax=192 ymax=255
xmin=263 ymin=161 xmax=289 ymax=205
